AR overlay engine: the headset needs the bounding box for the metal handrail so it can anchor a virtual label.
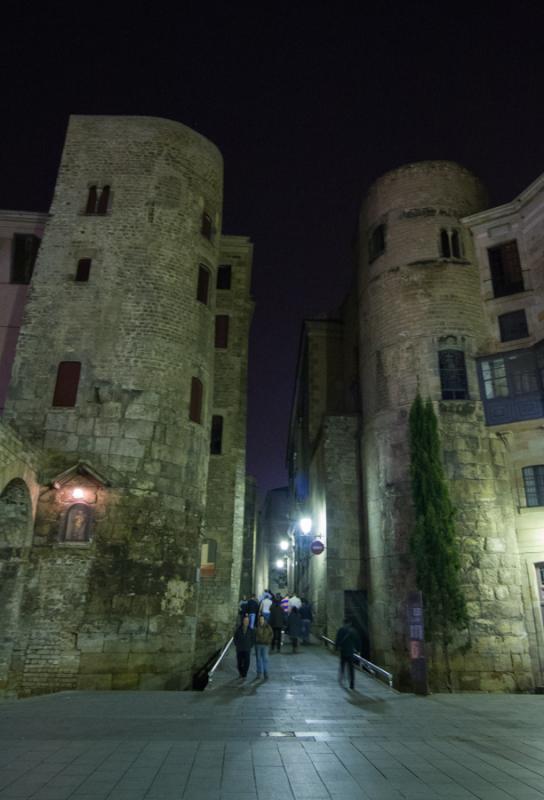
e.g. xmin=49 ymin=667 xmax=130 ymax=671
xmin=321 ymin=635 xmax=393 ymax=688
xmin=207 ymin=636 xmax=234 ymax=684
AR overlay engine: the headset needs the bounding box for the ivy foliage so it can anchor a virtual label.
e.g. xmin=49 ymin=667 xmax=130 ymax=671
xmin=409 ymin=394 xmax=468 ymax=644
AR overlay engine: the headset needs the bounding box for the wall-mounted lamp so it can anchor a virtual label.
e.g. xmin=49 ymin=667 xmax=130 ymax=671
xmin=299 ymin=516 xmax=312 ymax=535
xmin=279 ymin=540 xmax=289 ymax=551
xmin=275 ymin=558 xmax=286 ymax=569
xmin=72 ymin=487 xmax=85 ymax=500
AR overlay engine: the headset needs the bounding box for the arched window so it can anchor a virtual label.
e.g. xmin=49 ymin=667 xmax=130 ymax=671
xmin=97 ymin=185 xmax=110 ymax=215
xmin=200 ymin=538 xmax=217 ymax=577
xmin=85 ymin=186 xmax=98 ymax=214
xmin=189 ymin=377 xmax=203 ymax=424
xmin=440 ymin=229 xmax=451 ymax=258
xmin=438 ymin=350 xmax=468 ymax=400
xmin=52 ymin=362 xmax=81 ymax=407
xmin=196 ymin=265 xmax=210 ymax=304
xmin=62 ymin=503 xmax=92 ymax=542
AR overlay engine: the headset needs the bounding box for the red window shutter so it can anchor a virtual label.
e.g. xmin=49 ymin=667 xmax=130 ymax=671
xmin=215 ymin=315 xmax=229 ymax=349
xmin=189 ymin=377 xmax=203 ymax=423
xmin=85 ymin=186 xmax=97 ymax=214
xmin=197 ymin=265 xmax=210 ymax=304
xmin=97 ymin=185 xmax=110 ymax=214
xmin=75 ymin=258 xmax=91 ymax=282
xmin=52 ymin=362 xmax=81 ymax=407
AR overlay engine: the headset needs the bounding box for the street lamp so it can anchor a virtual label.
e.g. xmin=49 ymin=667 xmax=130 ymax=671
xmin=279 ymin=540 xmax=289 ymax=551
xmin=275 ymin=558 xmax=285 ymax=569
xmin=299 ymin=516 xmax=312 ymax=535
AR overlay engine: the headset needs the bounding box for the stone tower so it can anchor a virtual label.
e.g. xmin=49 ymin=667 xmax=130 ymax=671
xmin=358 ymin=161 xmax=533 ymax=690
xmin=3 ymin=115 xmax=226 ymax=693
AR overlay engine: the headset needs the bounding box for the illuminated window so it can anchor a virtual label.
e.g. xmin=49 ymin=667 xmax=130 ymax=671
xmin=189 ymin=377 xmax=203 ymax=424
xmin=75 ymin=258 xmax=92 ymax=282
xmin=523 ymin=466 xmax=544 ymax=507
xmin=196 ymin=265 xmax=210 ymax=304
xmin=368 ymin=224 xmax=386 ymax=263
xmin=62 ymin=503 xmax=92 ymax=542
xmin=498 ymin=310 xmax=529 ymax=342
xmin=200 ymin=538 xmax=217 ymax=577
xmin=52 ymin=362 xmax=81 ymax=407
xmin=480 ymin=357 xmax=508 ymax=399
xmin=210 ymin=415 xmax=223 ymax=454
xmin=488 ymin=240 xmax=524 ymax=298
xmin=439 ymin=350 xmax=468 ymax=400
xmin=11 ymin=234 xmax=40 ymax=284
xmin=217 ymin=264 xmax=231 ymax=289
xmin=215 ymin=315 xmax=229 ymax=348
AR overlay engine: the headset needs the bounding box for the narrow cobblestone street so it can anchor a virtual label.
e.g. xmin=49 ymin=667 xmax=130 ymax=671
xmin=1 ymin=642 xmax=544 ymax=799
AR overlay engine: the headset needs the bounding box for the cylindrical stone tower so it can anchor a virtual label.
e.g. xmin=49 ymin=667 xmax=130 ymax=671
xmin=358 ymin=161 xmax=533 ymax=691
xmin=4 ymin=116 xmax=223 ymax=692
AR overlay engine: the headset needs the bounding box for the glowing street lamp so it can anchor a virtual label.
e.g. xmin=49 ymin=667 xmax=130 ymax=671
xmin=299 ymin=516 xmax=312 ymax=535
xmin=279 ymin=540 xmax=289 ymax=551
xmin=275 ymin=558 xmax=285 ymax=570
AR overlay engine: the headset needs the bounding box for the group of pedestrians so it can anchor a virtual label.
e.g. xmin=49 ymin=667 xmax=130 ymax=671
xmin=234 ymin=590 xmax=313 ymax=680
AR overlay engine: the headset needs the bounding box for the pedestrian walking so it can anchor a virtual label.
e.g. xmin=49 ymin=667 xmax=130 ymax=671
xmin=280 ymin=593 xmax=290 ymax=615
xmin=234 ymin=614 xmax=255 ymax=679
xmin=255 ymin=614 xmax=273 ymax=678
xmin=246 ymin=593 xmax=260 ymax=629
xmin=259 ymin=593 xmax=273 ymax=622
xmin=239 ymin=595 xmax=248 ymax=621
xmin=300 ymin=598 xmax=313 ymax=643
xmin=288 ymin=592 xmax=301 ymax=612
xmin=335 ymin=617 xmax=361 ymax=690
xmin=286 ymin=606 xmax=303 ymax=653
xmin=269 ymin=596 xmax=285 ymax=652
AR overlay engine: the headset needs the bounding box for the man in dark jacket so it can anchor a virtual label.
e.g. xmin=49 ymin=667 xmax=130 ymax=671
xmin=269 ymin=598 xmax=285 ymax=652
xmin=335 ymin=618 xmax=361 ymax=689
xmin=299 ymin=599 xmax=313 ymax=644
xmin=246 ymin=593 xmax=260 ymax=629
xmin=234 ymin=615 xmax=255 ymax=678
xmin=286 ymin=606 xmax=303 ymax=653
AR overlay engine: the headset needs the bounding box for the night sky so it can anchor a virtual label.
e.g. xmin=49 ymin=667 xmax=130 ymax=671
xmin=2 ymin=4 xmax=544 ymax=498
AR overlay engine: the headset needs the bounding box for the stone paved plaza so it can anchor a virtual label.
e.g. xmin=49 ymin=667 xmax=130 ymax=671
xmin=1 ymin=643 xmax=544 ymax=800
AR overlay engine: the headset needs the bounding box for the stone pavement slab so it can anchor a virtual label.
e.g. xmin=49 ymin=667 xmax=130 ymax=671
xmin=1 ymin=642 xmax=544 ymax=799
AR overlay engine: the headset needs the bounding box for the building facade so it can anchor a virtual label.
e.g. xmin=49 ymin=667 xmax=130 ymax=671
xmin=288 ymin=162 xmax=544 ymax=691
xmin=0 ymin=115 xmax=253 ymax=695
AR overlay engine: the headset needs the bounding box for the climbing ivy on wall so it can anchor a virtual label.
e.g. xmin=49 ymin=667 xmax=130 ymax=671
xmin=408 ymin=394 xmax=468 ymax=659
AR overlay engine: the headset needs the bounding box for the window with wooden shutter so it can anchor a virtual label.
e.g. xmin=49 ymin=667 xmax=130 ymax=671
xmin=215 ymin=315 xmax=229 ymax=349
xmin=196 ymin=265 xmax=210 ymax=304
xmin=11 ymin=234 xmax=40 ymax=284
xmin=210 ymin=415 xmax=223 ymax=454
xmin=52 ymin=362 xmax=81 ymax=407
xmin=75 ymin=258 xmax=92 ymax=282
xmin=217 ymin=264 xmax=232 ymax=290
xmin=189 ymin=377 xmax=203 ymax=423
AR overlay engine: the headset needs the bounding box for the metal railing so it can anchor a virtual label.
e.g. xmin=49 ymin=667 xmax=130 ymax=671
xmin=207 ymin=636 xmax=234 ymax=685
xmin=321 ymin=635 xmax=393 ymax=688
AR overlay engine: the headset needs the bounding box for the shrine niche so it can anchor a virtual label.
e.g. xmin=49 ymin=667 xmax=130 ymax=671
xmin=62 ymin=502 xmax=92 ymax=542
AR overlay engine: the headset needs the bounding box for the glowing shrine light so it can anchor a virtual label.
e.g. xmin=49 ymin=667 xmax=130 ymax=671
xmin=299 ymin=516 xmax=312 ymax=535
xmin=275 ymin=559 xmax=285 ymax=569
xmin=279 ymin=540 xmax=289 ymax=551
xmin=72 ymin=487 xmax=85 ymax=500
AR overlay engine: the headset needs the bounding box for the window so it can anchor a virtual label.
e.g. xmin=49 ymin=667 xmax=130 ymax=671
xmin=480 ymin=357 xmax=508 ymax=399
xmin=75 ymin=258 xmax=92 ymax=282
xmin=217 ymin=264 xmax=232 ymax=290
xmin=368 ymin=224 xmax=386 ymax=263
xmin=498 ymin=310 xmax=529 ymax=342
xmin=52 ymin=362 xmax=81 ymax=407
xmin=189 ymin=377 xmax=203 ymax=423
xmin=439 ymin=229 xmax=463 ymax=259
xmin=488 ymin=240 xmax=524 ymax=298
xmin=200 ymin=538 xmax=217 ymax=577
xmin=62 ymin=503 xmax=92 ymax=542
xmin=85 ymin=185 xmax=111 ymax=215
xmin=210 ymin=415 xmax=223 ymax=454
xmin=511 ymin=350 xmax=539 ymax=395
xmin=215 ymin=315 xmax=229 ymax=349
xmin=201 ymin=212 xmax=213 ymax=240
xmin=11 ymin=234 xmax=40 ymax=284
xmin=196 ymin=265 xmax=210 ymax=304
xmin=439 ymin=350 xmax=468 ymax=400
xmin=523 ymin=466 xmax=544 ymax=507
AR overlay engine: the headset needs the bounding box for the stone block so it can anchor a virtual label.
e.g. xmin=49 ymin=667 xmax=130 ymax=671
xmin=77 ymin=632 xmax=104 ymax=652
xmin=103 ymin=637 xmax=132 ymax=653
xmin=485 ymin=537 xmax=506 ymax=553
xmin=125 ymin=404 xmax=161 ymax=422
xmin=79 ymin=652 xmax=129 ymax=674
xmin=111 ymin=672 xmax=140 ymax=690
xmin=95 ymin=420 xmax=120 ymax=438
xmin=110 ymin=438 xmax=145 ymax=459
xmin=77 ymin=673 xmax=112 ymax=690
xmin=123 ymin=419 xmax=155 ymax=440
xmin=99 ymin=402 xmax=123 ymax=419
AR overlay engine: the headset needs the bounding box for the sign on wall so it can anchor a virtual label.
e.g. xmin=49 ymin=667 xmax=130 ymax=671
xmin=310 ymin=538 xmax=325 ymax=555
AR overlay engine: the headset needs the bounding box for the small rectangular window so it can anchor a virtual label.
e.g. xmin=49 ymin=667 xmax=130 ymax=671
xmin=201 ymin=212 xmax=213 ymax=240
xmin=189 ymin=377 xmax=203 ymax=424
xmin=197 ymin=265 xmax=210 ymax=305
xmin=509 ymin=351 xmax=539 ymax=395
xmin=480 ymin=357 xmax=508 ymax=399
xmin=523 ymin=466 xmax=544 ymax=507
xmin=217 ymin=264 xmax=232 ymax=290
xmin=498 ymin=310 xmax=529 ymax=342
xmin=11 ymin=234 xmax=40 ymax=284
xmin=488 ymin=240 xmax=524 ymax=298
xmin=215 ymin=315 xmax=229 ymax=349
xmin=439 ymin=350 xmax=468 ymax=400
xmin=75 ymin=258 xmax=92 ymax=282
xmin=52 ymin=362 xmax=81 ymax=407
xmin=210 ymin=415 xmax=223 ymax=454
xmin=369 ymin=224 xmax=386 ymax=263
